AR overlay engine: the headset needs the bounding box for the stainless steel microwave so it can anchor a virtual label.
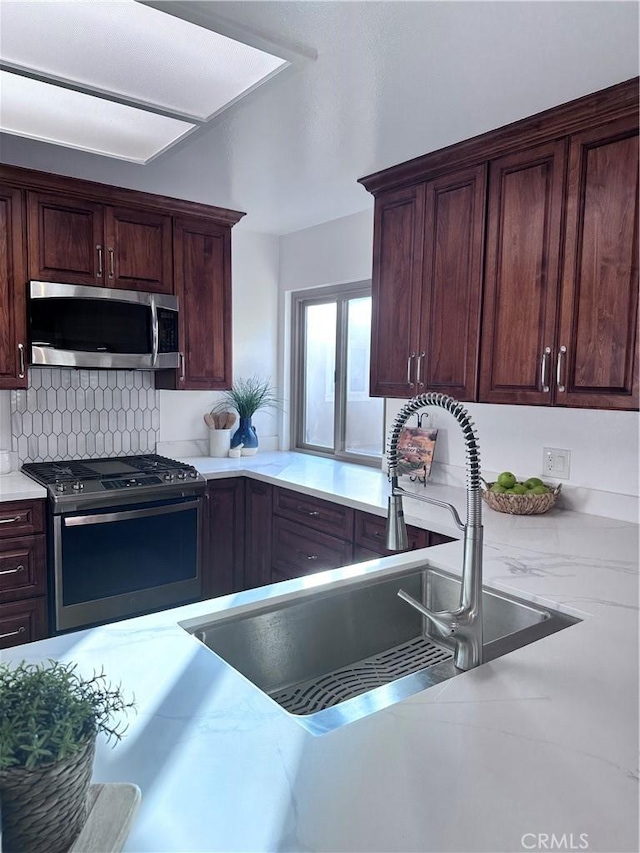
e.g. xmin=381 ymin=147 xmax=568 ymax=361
xmin=28 ymin=281 xmax=180 ymax=370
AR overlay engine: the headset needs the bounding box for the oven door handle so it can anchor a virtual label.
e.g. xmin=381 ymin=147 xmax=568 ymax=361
xmin=63 ymin=500 xmax=200 ymax=528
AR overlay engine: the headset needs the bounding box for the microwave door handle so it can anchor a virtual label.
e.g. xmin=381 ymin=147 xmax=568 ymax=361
xmin=151 ymin=296 xmax=159 ymax=367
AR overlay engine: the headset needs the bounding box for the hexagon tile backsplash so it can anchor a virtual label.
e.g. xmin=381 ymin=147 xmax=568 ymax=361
xmin=11 ymin=369 xmax=160 ymax=463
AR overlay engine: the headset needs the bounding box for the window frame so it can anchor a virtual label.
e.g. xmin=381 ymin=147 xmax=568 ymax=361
xmin=291 ymin=280 xmax=384 ymax=467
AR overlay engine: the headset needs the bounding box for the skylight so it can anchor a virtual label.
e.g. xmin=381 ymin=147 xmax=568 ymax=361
xmin=0 ymin=71 xmax=196 ymax=164
xmin=0 ymin=0 xmax=289 ymax=162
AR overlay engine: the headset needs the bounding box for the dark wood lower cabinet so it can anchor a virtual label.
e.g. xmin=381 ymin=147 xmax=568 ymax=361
xmin=203 ymin=479 xmax=458 ymax=598
xmin=0 ymin=598 xmax=48 ymax=648
xmin=272 ymin=516 xmax=353 ymax=582
xmin=204 ymin=479 xmax=245 ymax=598
xmin=244 ymin=478 xmax=273 ymax=590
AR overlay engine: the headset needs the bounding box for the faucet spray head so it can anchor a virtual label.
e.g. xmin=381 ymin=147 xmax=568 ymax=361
xmin=386 ymin=494 xmax=408 ymax=551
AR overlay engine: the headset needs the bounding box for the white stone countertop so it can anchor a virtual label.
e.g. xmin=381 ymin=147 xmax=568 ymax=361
xmin=0 ymin=470 xmax=47 ymax=503
xmin=3 ymin=452 xmax=639 ymax=852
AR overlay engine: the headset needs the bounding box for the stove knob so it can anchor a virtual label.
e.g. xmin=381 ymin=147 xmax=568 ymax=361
xmin=188 ymin=471 xmax=198 ymax=479
xmin=164 ymin=473 xmax=174 ymax=481
xmin=55 ymin=483 xmax=66 ymax=493
xmin=72 ymin=482 xmax=84 ymax=491
xmin=177 ymin=472 xmax=186 ymax=480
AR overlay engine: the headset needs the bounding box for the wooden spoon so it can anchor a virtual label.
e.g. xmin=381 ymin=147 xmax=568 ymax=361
xmin=204 ymin=412 xmax=216 ymax=430
xmin=224 ymin=412 xmax=237 ymax=429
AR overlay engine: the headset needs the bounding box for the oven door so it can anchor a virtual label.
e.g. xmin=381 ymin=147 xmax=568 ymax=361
xmin=52 ymin=496 xmax=202 ymax=632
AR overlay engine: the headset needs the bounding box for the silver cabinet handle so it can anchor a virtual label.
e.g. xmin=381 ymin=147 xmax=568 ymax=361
xmin=0 ymin=516 xmax=22 ymax=525
xmin=406 ymin=352 xmax=416 ymax=387
xmin=416 ymin=351 xmax=425 ymax=388
xmin=297 ymin=552 xmax=318 ymax=561
xmin=179 ymin=352 xmax=186 ymax=382
xmin=297 ymin=508 xmax=319 ymax=517
xmin=540 ymin=346 xmax=552 ymax=392
xmin=17 ymin=342 xmax=25 ymax=379
xmin=556 ymin=345 xmax=567 ymax=393
xmin=96 ymin=245 xmax=103 ymax=277
xmin=108 ymin=248 xmax=115 ymax=279
xmin=0 ymin=564 xmax=25 ymax=576
xmin=0 ymin=626 xmax=26 ymax=641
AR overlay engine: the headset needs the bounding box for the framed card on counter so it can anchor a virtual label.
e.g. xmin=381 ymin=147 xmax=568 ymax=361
xmin=396 ymin=426 xmax=438 ymax=481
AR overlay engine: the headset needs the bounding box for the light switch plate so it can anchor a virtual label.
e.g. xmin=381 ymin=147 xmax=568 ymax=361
xmin=543 ymin=447 xmax=571 ymax=479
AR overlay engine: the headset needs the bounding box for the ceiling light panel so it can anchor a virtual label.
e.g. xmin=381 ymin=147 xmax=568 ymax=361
xmin=0 ymin=0 xmax=288 ymax=122
xmin=0 ymin=71 xmax=195 ymax=163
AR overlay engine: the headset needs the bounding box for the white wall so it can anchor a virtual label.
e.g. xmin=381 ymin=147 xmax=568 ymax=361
xmin=279 ymin=211 xmax=639 ymax=522
xmin=159 ymin=228 xmax=280 ymax=450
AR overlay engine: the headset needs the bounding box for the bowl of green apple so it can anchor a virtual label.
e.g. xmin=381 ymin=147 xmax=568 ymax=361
xmin=481 ymin=471 xmax=561 ymax=515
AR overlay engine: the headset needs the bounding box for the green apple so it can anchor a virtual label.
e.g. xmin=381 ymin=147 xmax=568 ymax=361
xmin=524 ymin=477 xmax=545 ymax=489
xmin=497 ymin=471 xmax=517 ymax=489
xmin=512 ymin=484 xmax=528 ymax=495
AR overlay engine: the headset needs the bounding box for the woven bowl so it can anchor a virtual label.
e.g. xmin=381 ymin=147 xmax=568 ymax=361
xmin=481 ymin=480 xmax=561 ymax=515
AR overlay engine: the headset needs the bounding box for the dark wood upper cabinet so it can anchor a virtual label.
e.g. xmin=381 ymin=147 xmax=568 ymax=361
xmin=27 ymin=191 xmax=104 ymax=285
xmin=361 ymin=77 xmax=639 ymax=411
xmin=0 ymin=185 xmax=27 ymax=389
xmin=419 ymin=165 xmax=486 ymax=399
xmin=479 ymin=141 xmax=567 ymax=405
xmin=105 ymin=207 xmax=173 ymax=294
xmin=28 ymin=193 xmax=173 ymax=293
xmin=557 ymin=116 xmax=639 ymax=410
xmin=161 ymin=216 xmax=232 ymax=391
xmin=370 ymin=184 xmax=425 ymax=398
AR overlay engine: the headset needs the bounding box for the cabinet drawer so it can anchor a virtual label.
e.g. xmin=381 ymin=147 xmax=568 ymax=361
xmin=0 ymin=535 xmax=46 ymax=601
xmin=272 ymin=516 xmax=352 ymax=581
xmin=0 ymin=501 xmax=45 ymax=539
xmin=354 ymin=511 xmax=429 ymax=555
xmin=0 ymin=597 xmax=48 ymax=649
xmin=273 ymin=488 xmax=354 ymax=540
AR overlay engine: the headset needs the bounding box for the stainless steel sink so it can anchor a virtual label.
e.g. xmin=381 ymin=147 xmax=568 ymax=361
xmin=182 ymin=566 xmax=578 ymax=735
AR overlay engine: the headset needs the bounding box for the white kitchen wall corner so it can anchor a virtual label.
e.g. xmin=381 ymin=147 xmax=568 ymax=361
xmin=11 ymin=369 xmax=160 ymax=463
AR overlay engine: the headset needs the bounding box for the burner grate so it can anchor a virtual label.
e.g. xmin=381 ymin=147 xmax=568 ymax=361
xmin=270 ymin=636 xmax=452 ymax=715
xmin=22 ymin=461 xmax=97 ymax=484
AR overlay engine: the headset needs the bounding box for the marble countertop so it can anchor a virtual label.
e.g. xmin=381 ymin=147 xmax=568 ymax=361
xmin=0 ymin=470 xmax=47 ymax=502
xmin=3 ymin=452 xmax=639 ymax=851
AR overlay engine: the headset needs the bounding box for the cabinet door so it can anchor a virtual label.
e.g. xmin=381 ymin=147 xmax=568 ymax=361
xmin=204 ymin=479 xmax=245 ymax=598
xmin=168 ymin=217 xmax=232 ymax=390
xmin=557 ymin=116 xmax=639 ymax=410
xmin=354 ymin=510 xmax=429 ymax=556
xmin=479 ymin=141 xmax=566 ymax=405
xmin=370 ymin=184 xmax=425 ymax=397
xmin=27 ymin=191 xmax=104 ymax=285
xmin=272 ymin=516 xmax=352 ymax=583
xmin=105 ymin=207 xmax=173 ymax=294
xmin=419 ymin=165 xmax=486 ymax=400
xmin=0 ymin=185 xmax=27 ymax=389
xmin=244 ymin=479 xmax=273 ymax=590
xmin=0 ymin=535 xmax=46 ymax=603
xmin=0 ymin=597 xmax=48 ymax=649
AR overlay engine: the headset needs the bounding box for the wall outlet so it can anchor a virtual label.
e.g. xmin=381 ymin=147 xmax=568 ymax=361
xmin=543 ymin=447 xmax=571 ymax=479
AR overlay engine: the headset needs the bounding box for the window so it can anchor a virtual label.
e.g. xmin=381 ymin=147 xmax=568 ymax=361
xmin=292 ymin=282 xmax=384 ymax=465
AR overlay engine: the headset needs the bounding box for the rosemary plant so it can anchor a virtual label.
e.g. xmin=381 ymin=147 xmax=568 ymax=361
xmin=0 ymin=660 xmax=135 ymax=770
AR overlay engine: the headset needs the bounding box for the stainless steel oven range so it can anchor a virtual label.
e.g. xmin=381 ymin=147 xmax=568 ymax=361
xmin=21 ymin=454 xmax=206 ymax=633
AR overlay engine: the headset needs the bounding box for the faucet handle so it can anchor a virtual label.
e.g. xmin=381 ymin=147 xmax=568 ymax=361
xmin=397 ymin=589 xmax=458 ymax=636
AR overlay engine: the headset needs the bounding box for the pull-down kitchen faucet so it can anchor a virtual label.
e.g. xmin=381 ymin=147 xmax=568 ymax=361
xmin=386 ymin=394 xmax=483 ymax=670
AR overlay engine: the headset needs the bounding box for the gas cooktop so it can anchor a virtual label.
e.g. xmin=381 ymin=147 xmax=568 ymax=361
xmin=22 ymin=454 xmax=206 ymax=512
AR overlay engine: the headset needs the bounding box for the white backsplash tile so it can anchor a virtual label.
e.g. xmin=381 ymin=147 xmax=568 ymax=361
xmin=11 ymin=368 xmax=159 ymax=463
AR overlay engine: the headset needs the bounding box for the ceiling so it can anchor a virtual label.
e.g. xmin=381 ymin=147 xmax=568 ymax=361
xmin=0 ymin=1 xmax=638 ymax=235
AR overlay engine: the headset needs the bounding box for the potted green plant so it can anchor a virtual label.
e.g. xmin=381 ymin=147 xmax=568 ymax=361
xmin=0 ymin=659 xmax=134 ymax=853
xmin=211 ymin=375 xmax=281 ymax=456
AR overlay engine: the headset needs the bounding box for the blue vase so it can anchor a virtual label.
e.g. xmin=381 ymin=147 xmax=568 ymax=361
xmin=231 ymin=417 xmax=259 ymax=455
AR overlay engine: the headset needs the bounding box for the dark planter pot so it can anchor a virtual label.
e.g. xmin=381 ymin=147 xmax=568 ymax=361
xmin=0 ymin=736 xmax=95 ymax=853
xmin=231 ymin=416 xmax=259 ymax=455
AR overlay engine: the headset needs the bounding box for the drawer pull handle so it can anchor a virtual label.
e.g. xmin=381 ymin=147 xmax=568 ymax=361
xmin=0 ymin=626 xmax=25 ymax=641
xmin=0 ymin=516 xmax=22 ymax=525
xmin=0 ymin=564 xmax=25 ymax=576
xmin=297 ymin=551 xmax=318 ymax=561
xmin=297 ymin=508 xmax=320 ymax=517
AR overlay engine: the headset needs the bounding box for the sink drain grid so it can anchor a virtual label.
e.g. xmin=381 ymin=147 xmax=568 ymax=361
xmin=271 ymin=636 xmax=452 ymax=715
